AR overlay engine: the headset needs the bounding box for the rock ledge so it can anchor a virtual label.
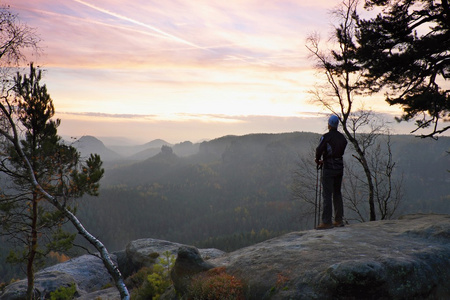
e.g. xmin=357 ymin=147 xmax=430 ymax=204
xmin=1 ymin=214 xmax=449 ymax=299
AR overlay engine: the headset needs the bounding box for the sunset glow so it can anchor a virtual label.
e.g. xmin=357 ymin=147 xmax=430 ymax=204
xmin=8 ymin=0 xmax=417 ymax=144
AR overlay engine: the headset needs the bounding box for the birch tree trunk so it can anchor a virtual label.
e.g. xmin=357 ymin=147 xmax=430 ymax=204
xmin=54 ymin=202 xmax=130 ymax=300
xmin=24 ymin=144 xmax=130 ymax=299
xmin=0 ymin=105 xmax=130 ymax=300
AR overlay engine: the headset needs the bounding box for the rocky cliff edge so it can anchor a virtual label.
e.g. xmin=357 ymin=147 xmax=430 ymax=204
xmin=1 ymin=213 xmax=449 ymax=299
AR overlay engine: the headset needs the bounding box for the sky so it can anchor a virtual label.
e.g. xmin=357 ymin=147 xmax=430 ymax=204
xmin=7 ymin=0 xmax=428 ymax=145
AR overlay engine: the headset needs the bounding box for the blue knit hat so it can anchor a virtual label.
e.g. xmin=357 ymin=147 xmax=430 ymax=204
xmin=328 ymin=115 xmax=339 ymax=128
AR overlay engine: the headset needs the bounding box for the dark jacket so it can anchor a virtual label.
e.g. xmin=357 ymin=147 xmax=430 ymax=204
xmin=316 ymin=128 xmax=347 ymax=170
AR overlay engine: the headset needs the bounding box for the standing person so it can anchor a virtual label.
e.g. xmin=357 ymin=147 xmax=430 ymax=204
xmin=315 ymin=115 xmax=347 ymax=229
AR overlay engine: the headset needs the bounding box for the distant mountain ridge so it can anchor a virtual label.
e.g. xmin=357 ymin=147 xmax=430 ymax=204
xmin=71 ymin=136 xmax=199 ymax=161
xmin=72 ymin=135 xmax=122 ymax=161
xmin=109 ymin=139 xmax=172 ymax=158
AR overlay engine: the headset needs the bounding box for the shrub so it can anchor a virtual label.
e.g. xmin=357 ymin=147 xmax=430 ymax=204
xmin=187 ymin=267 xmax=245 ymax=300
xmin=126 ymin=267 xmax=153 ymax=291
xmin=129 ymin=251 xmax=175 ymax=300
xmin=49 ymin=283 xmax=77 ymax=300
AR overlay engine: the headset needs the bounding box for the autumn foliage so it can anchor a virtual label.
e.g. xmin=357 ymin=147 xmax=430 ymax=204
xmin=187 ymin=267 xmax=245 ymax=300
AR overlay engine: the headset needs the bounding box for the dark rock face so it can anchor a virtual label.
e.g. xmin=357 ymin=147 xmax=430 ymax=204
xmin=170 ymin=246 xmax=215 ymax=294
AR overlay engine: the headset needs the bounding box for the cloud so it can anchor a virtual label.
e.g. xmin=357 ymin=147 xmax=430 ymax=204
xmin=55 ymin=110 xmax=426 ymax=145
xmin=12 ymin=0 xmax=330 ymax=69
xmin=72 ymin=0 xmax=211 ymax=51
xmin=56 ymin=111 xmax=258 ymax=124
xmin=55 ymin=111 xmax=329 ymax=144
xmin=57 ymin=111 xmax=157 ymax=119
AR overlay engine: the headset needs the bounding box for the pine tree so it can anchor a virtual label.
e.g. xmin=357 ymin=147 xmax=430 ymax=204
xmin=356 ymin=0 xmax=450 ymax=137
xmin=0 ymin=64 xmax=128 ymax=299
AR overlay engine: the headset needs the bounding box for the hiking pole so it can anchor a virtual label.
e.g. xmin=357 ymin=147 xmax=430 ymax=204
xmin=318 ymin=164 xmax=322 ymax=228
xmin=314 ymin=166 xmax=318 ymax=229
xmin=314 ymin=163 xmax=322 ymax=229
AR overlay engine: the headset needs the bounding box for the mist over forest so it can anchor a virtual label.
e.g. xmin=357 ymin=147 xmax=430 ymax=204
xmin=1 ymin=131 xmax=449 ymax=282
xmin=76 ymin=132 xmax=449 ymax=250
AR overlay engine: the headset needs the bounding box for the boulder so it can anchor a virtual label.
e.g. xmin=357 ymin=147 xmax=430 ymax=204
xmin=1 ymin=254 xmax=115 ymax=300
xmin=0 ymin=239 xmax=224 ymax=300
xmin=124 ymin=238 xmax=225 ymax=276
xmin=0 ymin=272 xmax=78 ymax=300
xmin=43 ymin=254 xmax=115 ymax=293
xmin=170 ymin=246 xmax=215 ymax=294
xmin=207 ymin=213 xmax=450 ymax=299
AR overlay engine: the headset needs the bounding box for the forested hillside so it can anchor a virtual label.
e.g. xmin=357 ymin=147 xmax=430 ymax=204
xmin=75 ymin=132 xmax=449 ymax=252
xmin=1 ymin=132 xmax=449 ymax=283
xmin=76 ymin=132 xmax=319 ymax=252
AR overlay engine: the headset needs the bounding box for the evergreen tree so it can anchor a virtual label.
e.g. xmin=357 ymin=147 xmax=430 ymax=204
xmin=357 ymin=0 xmax=450 ymax=138
xmin=0 ymin=8 xmax=128 ymax=298
xmin=0 ymin=64 xmax=129 ymax=299
xmin=0 ymin=64 xmax=78 ymax=299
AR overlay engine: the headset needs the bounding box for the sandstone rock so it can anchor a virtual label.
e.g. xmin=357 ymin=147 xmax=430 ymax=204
xmin=124 ymin=238 xmax=225 ymax=276
xmin=125 ymin=238 xmax=183 ymax=272
xmin=77 ymin=287 xmax=120 ymax=300
xmin=170 ymin=246 xmax=215 ymax=295
xmin=0 ymin=239 xmax=224 ymax=300
xmin=43 ymin=254 xmax=115 ymax=293
xmin=209 ymin=213 xmax=450 ymax=299
xmin=2 ymin=214 xmax=448 ymax=299
xmin=0 ymin=254 xmax=114 ymax=300
xmin=113 ymin=249 xmax=135 ymax=279
xmin=0 ymin=272 xmax=78 ymax=300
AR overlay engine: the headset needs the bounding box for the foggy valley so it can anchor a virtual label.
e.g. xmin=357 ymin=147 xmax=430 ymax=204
xmin=72 ymin=132 xmax=450 ymax=250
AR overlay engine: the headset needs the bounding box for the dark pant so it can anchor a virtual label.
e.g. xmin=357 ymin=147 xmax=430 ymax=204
xmin=321 ymin=168 xmax=344 ymax=224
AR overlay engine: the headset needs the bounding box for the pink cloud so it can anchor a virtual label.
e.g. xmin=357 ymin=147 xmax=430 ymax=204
xmin=10 ymin=0 xmax=334 ymax=68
